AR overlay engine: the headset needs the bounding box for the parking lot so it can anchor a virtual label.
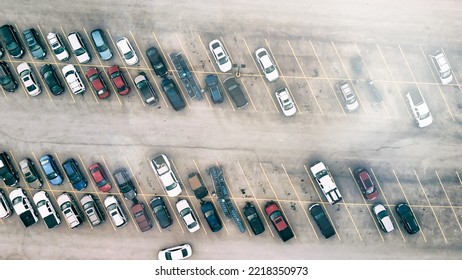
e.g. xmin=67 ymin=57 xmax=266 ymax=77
xmin=1 ymin=0 xmax=462 ymax=260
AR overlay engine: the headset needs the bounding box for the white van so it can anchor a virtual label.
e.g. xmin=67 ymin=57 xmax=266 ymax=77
xmin=67 ymin=32 xmax=91 ymax=63
xmin=406 ymin=88 xmax=433 ymax=128
xmin=430 ymin=50 xmax=453 ymax=85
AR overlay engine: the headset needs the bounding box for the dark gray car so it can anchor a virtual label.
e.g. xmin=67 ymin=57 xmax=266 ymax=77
xmin=23 ymin=28 xmax=46 ymax=59
xmin=0 ymin=61 xmax=18 ymax=92
xmin=149 ymin=196 xmax=172 ymax=228
xmin=113 ymin=168 xmax=137 ymax=200
xmin=205 ymin=74 xmax=223 ymax=103
xmin=223 ymin=77 xmax=248 ymax=109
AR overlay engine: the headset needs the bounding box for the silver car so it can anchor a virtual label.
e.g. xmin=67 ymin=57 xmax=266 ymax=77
xmin=80 ymin=194 xmax=104 ymax=226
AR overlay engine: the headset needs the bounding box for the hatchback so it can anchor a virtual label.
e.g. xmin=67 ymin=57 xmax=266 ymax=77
xmin=243 ymin=202 xmax=265 ymax=235
xmin=0 ymin=24 xmax=24 ymax=58
xmin=104 ymin=195 xmax=127 ymax=227
xmin=354 ymin=167 xmax=378 ymax=200
xmin=204 ymin=74 xmax=223 ymax=103
xmin=39 ymin=154 xmax=63 ymax=185
xmin=146 ymin=47 xmax=167 ymax=77
xmin=62 ymin=158 xmax=87 ymax=191
xmin=19 ymin=158 xmax=43 ymax=189
xmin=396 ymin=203 xmax=420 ymax=234
xmin=40 ymin=64 xmax=64 ymax=95
xmin=131 ymin=202 xmax=152 ymax=232
xmin=85 ymin=67 xmax=110 ymax=99
xmin=200 ymin=201 xmax=222 ymax=232
xmin=116 ymin=37 xmax=138 ymax=65
xmin=108 ymin=65 xmax=130 ymax=95
xmin=23 ymin=28 xmax=46 ymax=59
xmin=0 ymin=61 xmax=18 ymax=92
xmin=17 ymin=62 xmax=41 ymax=96
xmin=80 ymin=194 xmax=104 ymax=226
xmin=134 ymin=73 xmax=159 ymax=105
xmin=90 ymin=29 xmax=112 ymax=60
xmin=88 ymin=163 xmax=111 ymax=192
xmin=372 ymin=203 xmax=394 ymax=233
xmin=149 ymin=196 xmax=172 ymax=229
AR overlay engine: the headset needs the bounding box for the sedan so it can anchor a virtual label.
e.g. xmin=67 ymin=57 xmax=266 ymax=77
xmin=113 ymin=168 xmax=137 ymax=200
xmin=308 ymin=203 xmax=336 ymax=239
xmin=396 ymin=203 xmax=420 ymax=234
xmin=89 ymin=163 xmax=111 ymax=192
xmin=0 ymin=24 xmax=24 ymax=58
xmin=40 ymin=64 xmax=64 ymax=95
xmin=209 ymin=39 xmax=232 ymax=72
xmin=158 ymin=244 xmax=192 ymax=260
xmin=104 ymin=195 xmax=127 ymax=227
xmin=85 ymin=67 xmax=110 ymax=99
xmin=275 ymin=88 xmax=296 ymax=116
xmin=17 ymin=62 xmax=41 ymax=96
xmin=90 ymin=29 xmax=112 ymax=61
xmin=200 ymin=201 xmax=222 ymax=232
xmin=116 ymin=37 xmax=138 ymax=65
xmin=0 ymin=61 xmax=18 ymax=92
xmin=39 ymin=154 xmax=63 ymax=185
xmin=161 ymin=78 xmax=186 ymax=111
xmin=243 ymin=202 xmax=265 ymax=235
xmin=46 ymin=32 xmax=69 ymax=61
xmin=131 ymin=202 xmax=152 ymax=232
xmin=372 ymin=204 xmax=394 ymax=233
xmin=204 ymin=74 xmax=223 ymax=103
xmin=134 ymin=74 xmax=159 ymax=105
xmin=149 ymin=196 xmax=172 ymax=229
xmin=57 ymin=192 xmax=83 ymax=229
xmin=176 ymin=199 xmax=200 ymax=233
xmin=80 ymin=194 xmax=104 ymax=226
xmin=354 ymin=167 xmax=378 ymax=200
xmin=62 ymin=158 xmax=87 ymax=191
xmin=146 ymin=47 xmax=167 ymax=77
xmin=19 ymin=158 xmax=43 ymax=189
xmin=255 ymin=48 xmax=279 ymax=82
xmin=150 ymin=154 xmax=182 ymax=197
xmin=108 ymin=65 xmax=130 ymax=95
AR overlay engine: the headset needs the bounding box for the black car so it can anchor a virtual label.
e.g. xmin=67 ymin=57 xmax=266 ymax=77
xmin=396 ymin=203 xmax=420 ymax=234
xmin=62 ymin=158 xmax=87 ymax=191
xmin=0 ymin=24 xmax=24 ymax=58
xmin=0 ymin=61 xmax=18 ymax=92
xmin=149 ymin=196 xmax=172 ymax=229
xmin=113 ymin=168 xmax=137 ymax=200
xmin=366 ymin=79 xmax=383 ymax=103
xmin=308 ymin=203 xmax=336 ymax=239
xmin=243 ymin=202 xmax=265 ymax=235
xmin=205 ymin=74 xmax=223 ymax=103
xmin=0 ymin=151 xmax=19 ymax=187
xmin=40 ymin=64 xmax=64 ymax=95
xmin=23 ymin=28 xmax=46 ymax=59
xmin=134 ymin=73 xmax=159 ymax=105
xmin=146 ymin=47 xmax=167 ymax=77
xmin=223 ymin=77 xmax=248 ymax=109
xmin=201 ymin=201 xmax=222 ymax=232
xmin=161 ymin=78 xmax=186 ymax=111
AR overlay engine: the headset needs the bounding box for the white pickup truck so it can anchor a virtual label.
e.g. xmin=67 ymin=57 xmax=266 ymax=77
xmin=310 ymin=162 xmax=343 ymax=205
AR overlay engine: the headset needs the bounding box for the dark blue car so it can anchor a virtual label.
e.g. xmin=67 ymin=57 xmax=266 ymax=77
xmin=201 ymin=201 xmax=222 ymax=232
xmin=62 ymin=158 xmax=87 ymax=191
xmin=205 ymin=74 xmax=223 ymax=103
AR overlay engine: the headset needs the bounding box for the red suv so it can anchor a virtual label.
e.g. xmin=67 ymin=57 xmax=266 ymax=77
xmin=131 ymin=202 xmax=152 ymax=232
xmin=108 ymin=65 xmax=130 ymax=95
xmin=89 ymin=163 xmax=111 ymax=192
xmin=85 ymin=67 xmax=109 ymax=99
xmin=354 ymin=167 xmax=378 ymax=200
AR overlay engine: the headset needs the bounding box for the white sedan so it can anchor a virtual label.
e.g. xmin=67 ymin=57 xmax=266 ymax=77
xmin=104 ymin=195 xmax=127 ymax=227
xmin=255 ymin=48 xmax=279 ymax=82
xmin=17 ymin=62 xmax=41 ymax=96
xmin=158 ymin=243 xmax=192 ymax=260
xmin=116 ymin=37 xmax=138 ymax=65
xmin=373 ymin=204 xmax=394 ymax=233
xmin=275 ymin=88 xmax=296 ymax=116
xmin=176 ymin=199 xmax=200 ymax=233
xmin=209 ymin=39 xmax=232 ymax=72
xmin=150 ymin=154 xmax=182 ymax=197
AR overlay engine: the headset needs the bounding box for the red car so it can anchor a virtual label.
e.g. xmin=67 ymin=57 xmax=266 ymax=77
xmin=265 ymin=201 xmax=294 ymax=242
xmin=108 ymin=65 xmax=130 ymax=95
xmin=131 ymin=202 xmax=152 ymax=232
xmin=85 ymin=67 xmax=110 ymax=99
xmin=354 ymin=167 xmax=378 ymax=200
xmin=89 ymin=163 xmax=111 ymax=192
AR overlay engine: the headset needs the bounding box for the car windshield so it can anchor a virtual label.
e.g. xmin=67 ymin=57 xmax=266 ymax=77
xmin=12 ymin=196 xmax=22 ymax=205
xmin=0 ymin=75 xmax=11 ymax=84
xmin=26 ymin=84 xmax=37 ymax=92
xmin=107 ymin=203 xmax=116 ymax=212
xmin=96 ymin=44 xmax=108 ymax=53
xmin=154 ymin=63 xmax=163 ymax=70
xmin=60 ymin=201 xmax=70 ymax=211
xmin=153 ymin=205 xmax=163 ymax=213
xmin=124 ymin=51 xmax=134 ymax=60
xmin=419 ymin=112 xmax=430 ymax=120
xmin=269 ymin=210 xmax=281 ymax=221
xmin=165 ymin=252 xmax=172 ymax=260
xmin=165 ymin=182 xmax=177 ymax=191
xmin=134 ymin=211 xmax=144 ymax=218
xmin=83 ymin=202 xmax=93 ymax=210
xmin=265 ymin=65 xmax=275 ymax=74
xmin=218 ymin=56 xmax=228 ymax=65
xmin=6 ymin=42 xmax=18 ymax=51
xmin=75 ymin=47 xmax=85 ymax=56
xmin=247 ymin=212 xmax=257 ymax=220
xmin=377 ymin=210 xmax=388 ymax=220
xmin=37 ymin=200 xmax=46 ymax=207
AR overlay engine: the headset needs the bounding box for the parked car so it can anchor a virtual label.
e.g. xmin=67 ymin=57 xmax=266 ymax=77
xmin=158 ymin=243 xmax=192 ymax=260
xmin=336 ymin=81 xmax=359 ymax=112
xmin=265 ymin=201 xmax=294 ymax=242
xmin=40 ymin=64 xmax=64 ymax=95
xmin=134 ymin=73 xmax=159 ymax=105
xmin=57 ymin=192 xmax=83 ymax=229
xmin=308 ymin=203 xmax=336 ymax=239
xmin=0 ymin=189 xmax=13 ymax=219
xmin=46 ymin=32 xmax=69 ymax=61
xmin=0 ymin=24 xmax=24 ymax=58
xmin=310 ymin=161 xmax=342 ymax=205
xmin=176 ymin=199 xmax=200 ymax=233
xmin=255 ymin=48 xmax=279 ymax=82
xmin=149 ymin=196 xmax=172 ymax=229
xmin=62 ymin=158 xmax=87 ymax=191
xmin=90 ymin=29 xmax=112 ymax=60
xmin=146 ymin=47 xmax=168 ymax=77
xmin=67 ymin=32 xmax=91 ymax=63
xmin=430 ymin=49 xmax=453 ymax=85
xmin=116 ymin=37 xmax=138 ymax=65
xmin=62 ymin=64 xmax=85 ymax=94
xmin=88 ymin=163 xmax=111 ymax=192
xmin=200 ymin=201 xmax=222 ymax=232
xmin=104 ymin=195 xmax=127 ymax=227
xmin=354 ymin=167 xmax=378 ymax=200
xmin=208 ymin=39 xmax=232 ymax=72
xmin=223 ymin=77 xmax=248 ymax=109
xmin=372 ymin=203 xmax=394 ymax=233
xmin=19 ymin=158 xmax=43 ymax=189
xmin=396 ymin=203 xmax=420 ymax=234
xmin=406 ymin=88 xmax=433 ymax=128
xmin=0 ymin=61 xmax=18 ymax=92
xmin=366 ymin=80 xmax=383 ymax=104
xmin=33 ymin=190 xmax=61 ymax=229
xmin=275 ymin=87 xmax=296 ymax=116
xmin=204 ymin=74 xmax=223 ymax=103
xmin=0 ymin=151 xmax=19 ymax=187
xmin=108 ymin=65 xmax=130 ymax=95
xmin=131 ymin=202 xmax=152 ymax=232
xmin=112 ymin=168 xmax=137 ymax=200
xmin=187 ymin=172 xmax=208 ymax=200
xmin=17 ymin=62 xmax=41 ymax=96
xmin=80 ymin=194 xmax=104 ymax=226
xmin=9 ymin=188 xmax=38 ymax=227
xmin=85 ymin=67 xmax=110 ymax=99
xmin=23 ymin=28 xmax=46 ymax=59
xmin=243 ymin=202 xmax=265 ymax=235
xmin=150 ymin=154 xmax=182 ymax=197
xmin=161 ymin=78 xmax=186 ymax=111
xmin=39 ymin=154 xmax=63 ymax=185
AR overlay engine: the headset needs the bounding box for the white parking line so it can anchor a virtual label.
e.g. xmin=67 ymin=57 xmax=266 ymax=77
xmin=240 ymin=80 xmax=258 ymax=112
xmin=435 ymin=170 xmax=462 ymax=233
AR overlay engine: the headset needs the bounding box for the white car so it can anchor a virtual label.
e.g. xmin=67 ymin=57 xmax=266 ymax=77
xmin=158 ymin=243 xmax=192 ymax=260
xmin=17 ymin=62 xmax=41 ymax=96
xmin=373 ymin=204 xmax=394 ymax=233
xmin=57 ymin=192 xmax=83 ymax=229
xmin=337 ymin=81 xmax=359 ymax=112
xmin=0 ymin=189 xmax=12 ymax=219
xmin=209 ymin=39 xmax=232 ymax=72
xmin=9 ymin=188 xmax=39 ymax=228
xmin=104 ymin=195 xmax=127 ymax=227
xmin=116 ymin=37 xmax=138 ymax=65
xmin=255 ymin=48 xmax=279 ymax=82
xmin=67 ymin=32 xmax=91 ymax=64
xmin=47 ymin=32 xmax=69 ymax=61
xmin=62 ymin=64 xmax=85 ymax=94
xmin=275 ymin=88 xmax=296 ymax=116
xmin=310 ymin=162 xmax=343 ymax=205
xmin=150 ymin=154 xmax=182 ymax=197
xmin=33 ymin=190 xmax=61 ymax=229
xmin=176 ymin=199 xmax=200 ymax=233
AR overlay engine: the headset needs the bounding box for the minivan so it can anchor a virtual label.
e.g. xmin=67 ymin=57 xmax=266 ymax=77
xmin=67 ymin=32 xmax=91 ymax=63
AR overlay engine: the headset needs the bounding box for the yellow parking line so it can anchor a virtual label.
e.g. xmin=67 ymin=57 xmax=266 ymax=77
xmin=240 ymin=80 xmax=257 ymax=112
xmin=435 ymin=170 xmax=462 ymax=233
xmin=219 ymin=36 xmax=235 ymax=67
xmin=457 ymin=171 xmax=462 ymax=186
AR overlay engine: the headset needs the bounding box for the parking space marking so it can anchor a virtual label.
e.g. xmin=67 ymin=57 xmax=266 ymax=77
xmin=414 ymin=170 xmax=447 ymax=243
xmin=348 ymin=168 xmax=384 ymax=241
xmin=259 ymin=162 xmax=297 ymax=239
xmin=370 ymin=168 xmax=405 ymax=241
xmin=331 ymin=42 xmax=368 ymax=116
xmin=309 ymin=40 xmax=346 ymax=115
xmin=242 ymin=37 xmax=279 ymax=113
xmin=286 ymin=40 xmax=323 ymax=115
xmin=236 ymin=161 xmax=273 ymax=237
xmin=281 ymin=163 xmax=318 ymax=239
xmin=219 ymin=36 xmax=235 ymax=67
xmin=457 ymin=171 xmax=462 ymax=186
xmin=376 ymin=44 xmax=412 ymax=119
xmin=240 ymin=80 xmax=258 ymax=112
xmin=303 ymin=165 xmax=341 ymax=241
xmin=442 ymin=48 xmax=462 ymax=91
xmin=392 ymin=169 xmax=427 ymax=242
xmin=419 ymin=46 xmax=455 ymax=122
xmin=435 ymin=170 xmax=462 ymax=233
